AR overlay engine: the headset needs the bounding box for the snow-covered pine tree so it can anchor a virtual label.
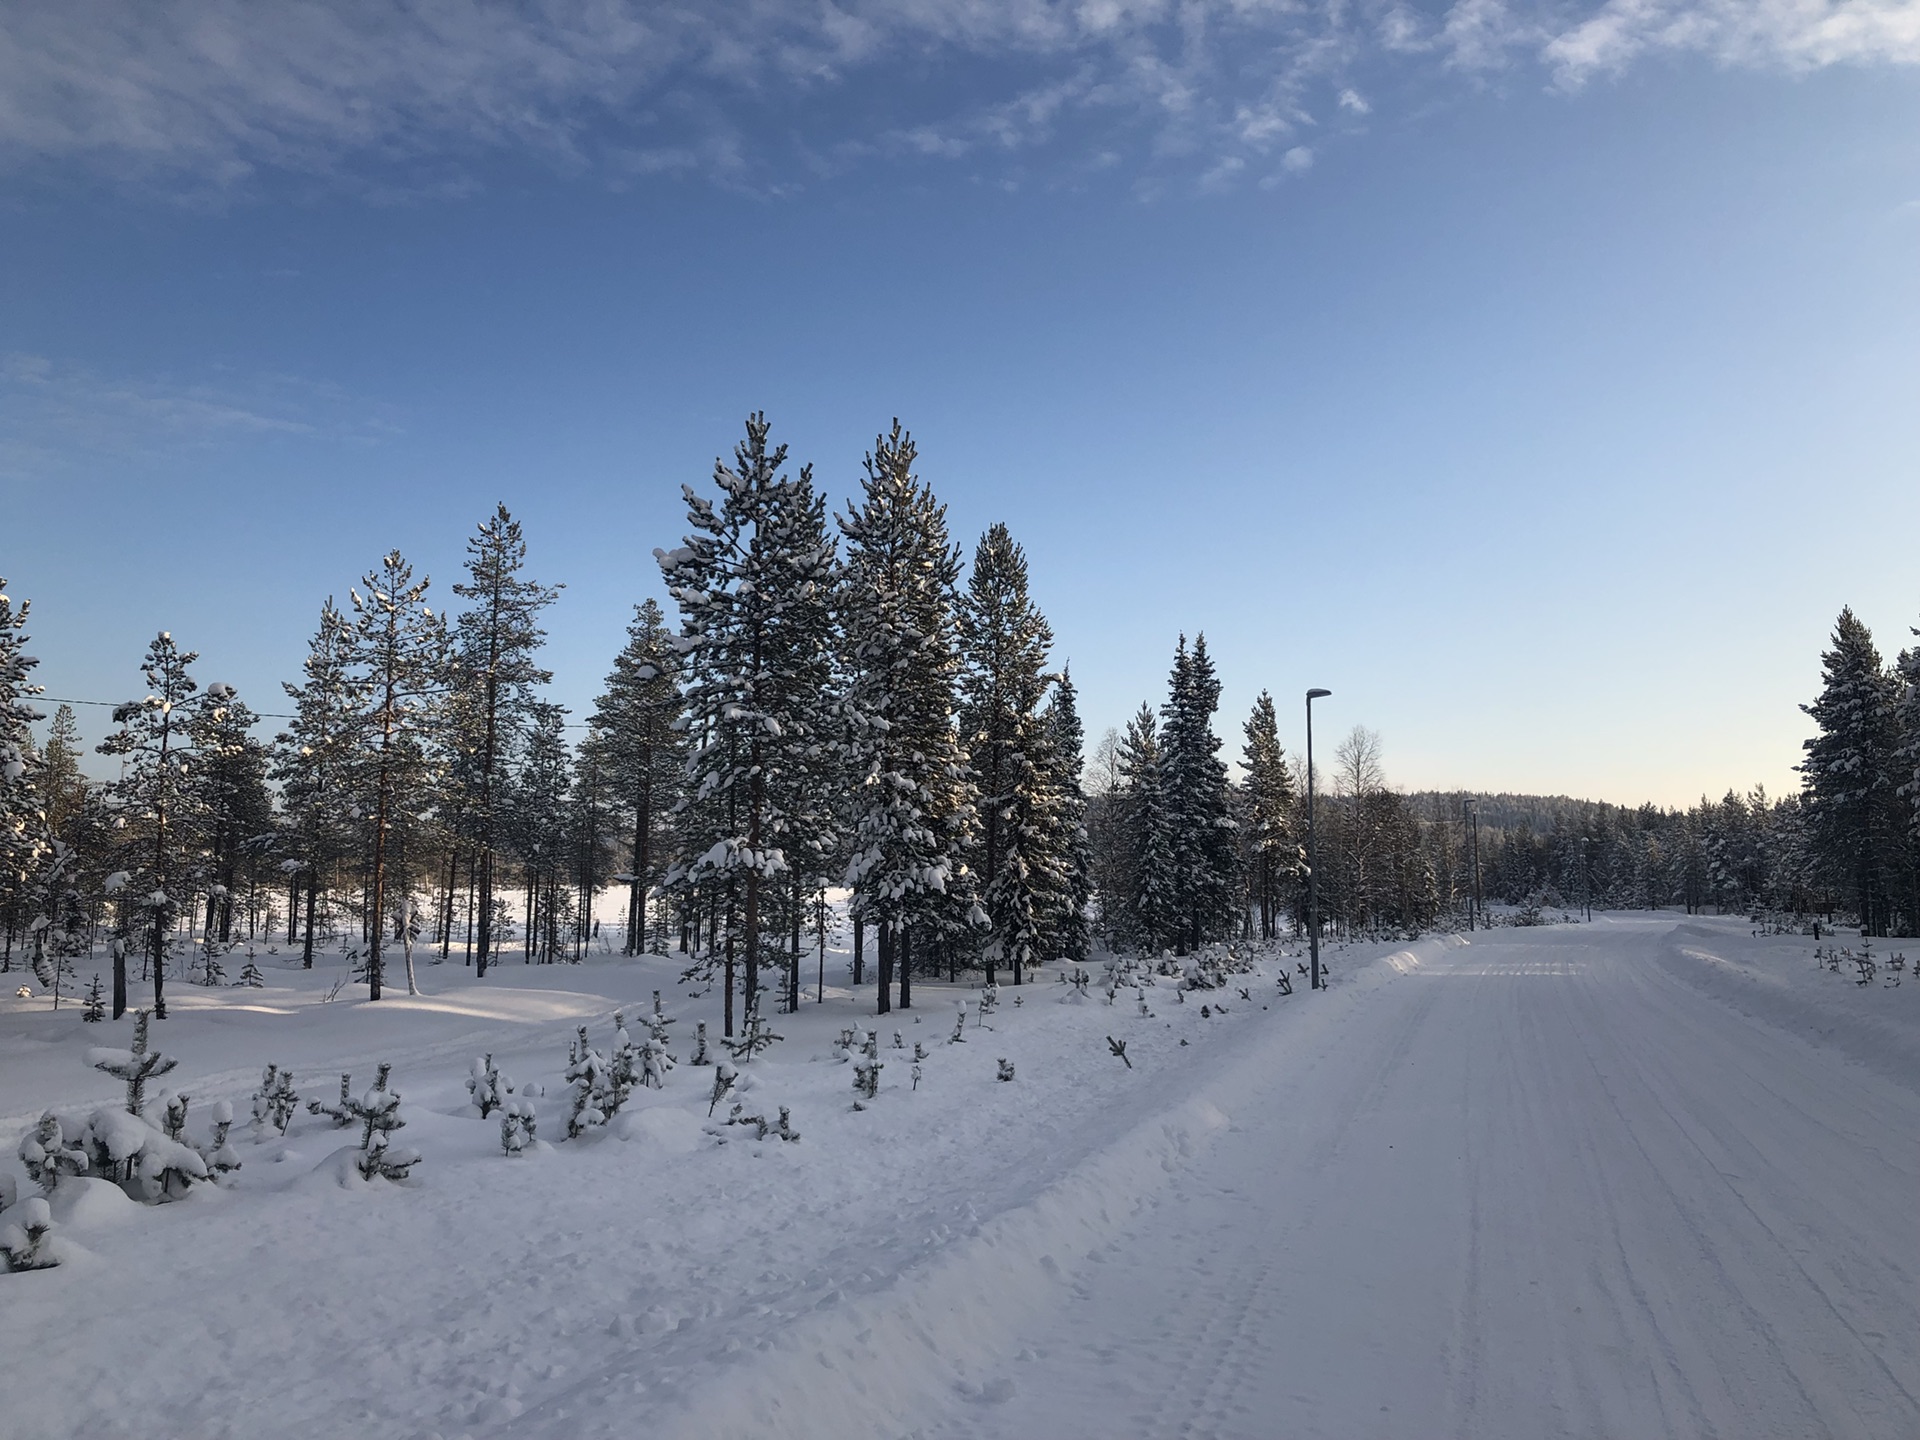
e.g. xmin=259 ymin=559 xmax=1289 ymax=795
xmin=98 ymin=633 xmax=211 ymax=1020
xmin=251 ymin=1064 xmax=299 ymax=1136
xmin=188 ymin=686 xmax=271 ymax=948
xmin=586 ymin=600 xmax=685 ymax=955
xmin=342 ymin=554 xmax=448 ymax=1000
xmin=272 ymin=601 xmax=366 ymax=971
xmin=658 ymin=414 xmax=839 ymax=1036
xmin=1159 ymin=636 xmax=1237 ymax=953
xmin=957 ymin=524 xmax=1061 ymax=986
xmin=1800 ymin=608 xmax=1904 ymax=935
xmin=450 ymin=506 xmax=561 ymax=979
xmin=0 ymin=577 xmax=47 ymax=939
xmin=1895 ymin=628 xmax=1920 ymax=926
xmin=838 ymin=422 xmax=982 ymax=1011
xmin=504 ymin=700 xmax=576 ymax=964
xmin=88 ymin=1010 xmax=177 ymax=1116
xmin=1119 ymin=703 xmax=1177 ymax=954
xmin=82 ymin=972 xmax=106 ymax=1021
xmin=1241 ymin=691 xmax=1299 ymax=941
xmin=1040 ymin=667 xmax=1093 ymax=967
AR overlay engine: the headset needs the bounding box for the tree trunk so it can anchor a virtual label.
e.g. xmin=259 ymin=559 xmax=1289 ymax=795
xmin=899 ymin=921 xmax=912 ymax=1009
xmin=301 ymin=874 xmax=318 ymax=970
xmin=853 ymin=915 xmax=864 ymax=985
xmin=876 ymin=920 xmax=892 ymax=1016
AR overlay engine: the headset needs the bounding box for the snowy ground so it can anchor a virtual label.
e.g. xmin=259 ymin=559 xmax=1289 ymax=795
xmin=2 ymin=915 xmax=1916 ymax=1439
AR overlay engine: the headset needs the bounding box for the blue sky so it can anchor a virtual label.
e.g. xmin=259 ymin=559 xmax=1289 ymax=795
xmin=4 ymin=1 xmax=1919 ymax=806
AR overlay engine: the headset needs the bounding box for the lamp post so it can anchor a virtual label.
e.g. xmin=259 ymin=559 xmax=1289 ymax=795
xmin=1306 ymin=688 xmax=1331 ymax=991
xmin=1581 ymin=836 xmax=1592 ymax=923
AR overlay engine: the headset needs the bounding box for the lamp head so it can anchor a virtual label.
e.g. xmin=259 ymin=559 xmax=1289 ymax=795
xmin=1306 ymin=688 xmax=1331 ymax=700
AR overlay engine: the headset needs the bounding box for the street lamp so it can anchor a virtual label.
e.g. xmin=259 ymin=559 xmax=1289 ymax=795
xmin=1465 ymin=796 xmax=1482 ymax=932
xmin=1305 ymin=688 xmax=1331 ymax=991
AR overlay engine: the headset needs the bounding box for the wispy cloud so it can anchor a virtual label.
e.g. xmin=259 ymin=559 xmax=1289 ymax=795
xmin=0 ymin=353 xmax=396 ymax=480
xmin=1 ymin=2 xmax=1915 ymax=197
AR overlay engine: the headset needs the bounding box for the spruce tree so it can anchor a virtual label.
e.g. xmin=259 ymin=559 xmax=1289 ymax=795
xmin=450 ymin=505 xmax=560 ymax=978
xmin=342 ymin=553 xmax=448 ymax=1000
xmin=839 ymin=423 xmax=982 ymax=1010
xmin=272 ymin=601 xmax=365 ymax=969
xmin=0 ymin=578 xmax=47 ymax=937
xmin=504 ymin=700 xmax=575 ymax=963
xmin=659 ymin=414 xmax=840 ymax=1034
xmin=586 ymin=600 xmax=685 ymax=955
xmin=1159 ymin=635 xmax=1237 ymax=952
xmin=1041 ymin=669 xmax=1093 ymax=966
xmin=39 ymin=704 xmax=87 ymax=849
xmin=189 ymin=688 xmax=271 ymax=945
xmin=1119 ymin=703 xmax=1177 ymax=953
xmin=957 ymin=524 xmax=1058 ymax=984
xmin=1800 ymin=608 xmax=1902 ymax=934
xmin=1240 ymin=691 xmax=1298 ymax=941
xmin=98 ymin=633 xmax=210 ymax=1020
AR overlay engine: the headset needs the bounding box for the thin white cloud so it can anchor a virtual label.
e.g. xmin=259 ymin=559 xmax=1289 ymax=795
xmin=0 ymin=2 xmax=1915 ymax=197
xmin=0 ymin=353 xmax=396 ymax=480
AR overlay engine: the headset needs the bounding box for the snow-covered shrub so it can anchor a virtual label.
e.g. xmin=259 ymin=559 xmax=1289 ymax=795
xmin=688 ymin=1021 xmax=711 ymax=1066
xmin=467 ymin=1053 xmax=514 ymax=1119
xmin=1 ymin=1195 xmax=58 ymax=1271
xmin=87 ymin=1010 xmax=176 ymax=1116
xmin=980 ymin=981 xmax=1000 ymax=1018
xmin=775 ymin=1107 xmax=799 ymax=1143
xmin=565 ymin=1027 xmax=612 ymax=1138
xmin=237 ymin=957 xmax=265 ymax=988
xmin=1106 ymin=1036 xmax=1131 ymax=1069
xmin=160 ymin=1091 xmax=190 ymax=1143
xmin=1062 ymin=968 xmax=1092 ymax=1002
xmin=722 ymin=1014 xmax=782 ymax=1063
xmin=199 ymin=1101 xmax=241 ymax=1182
xmin=18 ymin=1113 xmax=88 ymax=1191
xmin=949 ymin=1005 xmax=967 ymax=1044
xmin=78 ymin=1106 xmax=209 ymax=1202
xmin=996 ymin=1058 xmax=1016 ymax=1082
xmin=852 ymin=1054 xmax=882 ymax=1101
xmin=706 ymin=1060 xmax=737 ymax=1117
xmin=81 ymin=974 xmax=105 ymax=1022
xmin=346 ymin=1065 xmax=418 ymax=1180
xmin=308 ymin=1073 xmax=356 ymax=1127
xmin=500 ymin=1097 xmax=537 ymax=1156
xmin=246 ymin=1063 xmax=296 ymax=1136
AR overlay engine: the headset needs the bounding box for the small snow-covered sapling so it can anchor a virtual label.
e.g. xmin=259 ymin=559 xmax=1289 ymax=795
xmin=200 ymin=1101 xmax=242 ymax=1181
xmin=996 ymin=1058 xmax=1016 ymax=1082
xmin=81 ymin=974 xmax=105 ymax=1022
xmin=500 ymin=1097 xmax=537 ymax=1156
xmin=689 ymin=1021 xmax=711 ymax=1066
xmin=357 ymin=1130 xmax=420 ymax=1182
xmin=852 ymin=1054 xmax=882 ymax=1101
xmin=775 ymin=1106 xmax=800 ymax=1142
xmin=949 ymin=1005 xmax=967 ymax=1044
xmin=161 ymin=1092 xmax=191 ymax=1143
xmin=1107 ymin=1036 xmax=1131 ymax=1069
xmin=249 ymin=1069 xmax=297 ymax=1134
xmin=308 ymin=1073 xmax=356 ymax=1127
xmin=566 ymin=1028 xmax=612 ymax=1137
xmin=467 ymin=1054 xmax=513 ymax=1118
xmin=1276 ymin=970 xmax=1293 ymax=996
xmin=238 ymin=958 xmax=266 ymax=988
xmin=892 ymin=1031 xmax=904 ymax=1049
xmin=0 ymin=1195 xmax=58 ymax=1271
xmin=18 ymin=1113 xmax=88 ymax=1191
xmin=707 ymin=1061 xmax=738 ymax=1117
xmin=89 ymin=1010 xmax=177 ymax=1117
xmin=722 ymin=1013 xmax=783 ymax=1063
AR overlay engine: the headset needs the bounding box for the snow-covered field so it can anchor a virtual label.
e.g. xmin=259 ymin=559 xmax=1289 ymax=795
xmin=3 ymin=915 xmax=1916 ymax=1439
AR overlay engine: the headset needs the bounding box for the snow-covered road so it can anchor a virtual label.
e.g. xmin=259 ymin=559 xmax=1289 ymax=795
xmin=922 ymin=918 xmax=1920 ymax=1440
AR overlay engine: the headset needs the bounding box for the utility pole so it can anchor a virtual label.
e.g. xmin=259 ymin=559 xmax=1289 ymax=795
xmin=1466 ymin=798 xmax=1483 ymax=929
xmin=1306 ymin=688 xmax=1331 ymax=990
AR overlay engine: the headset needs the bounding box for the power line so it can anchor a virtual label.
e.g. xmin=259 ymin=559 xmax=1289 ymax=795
xmin=37 ymin=695 xmax=592 ymax=727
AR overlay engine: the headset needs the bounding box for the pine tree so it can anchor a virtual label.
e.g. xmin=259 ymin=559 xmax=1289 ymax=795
xmin=342 ymin=554 xmax=448 ymax=1000
xmin=1041 ymin=669 xmax=1093 ymax=966
xmin=451 ymin=506 xmax=561 ymax=979
xmin=273 ymin=601 xmax=364 ymax=969
xmin=504 ymin=700 xmax=575 ymax=963
xmin=1800 ymin=608 xmax=1903 ymax=935
xmin=957 ymin=524 xmax=1058 ymax=984
xmin=838 ymin=422 xmax=981 ymax=1012
xmin=98 ymin=633 xmax=211 ymax=1020
xmin=39 ymin=704 xmax=87 ymax=849
xmin=586 ymin=600 xmax=685 ymax=955
xmin=189 ymin=687 xmax=271 ymax=945
xmin=1241 ymin=691 xmax=1298 ymax=941
xmin=1159 ymin=636 xmax=1237 ymax=952
xmin=1119 ymin=703 xmax=1177 ymax=954
xmin=0 ymin=578 xmax=47 ymax=955
xmin=659 ymin=414 xmax=839 ymax=1034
